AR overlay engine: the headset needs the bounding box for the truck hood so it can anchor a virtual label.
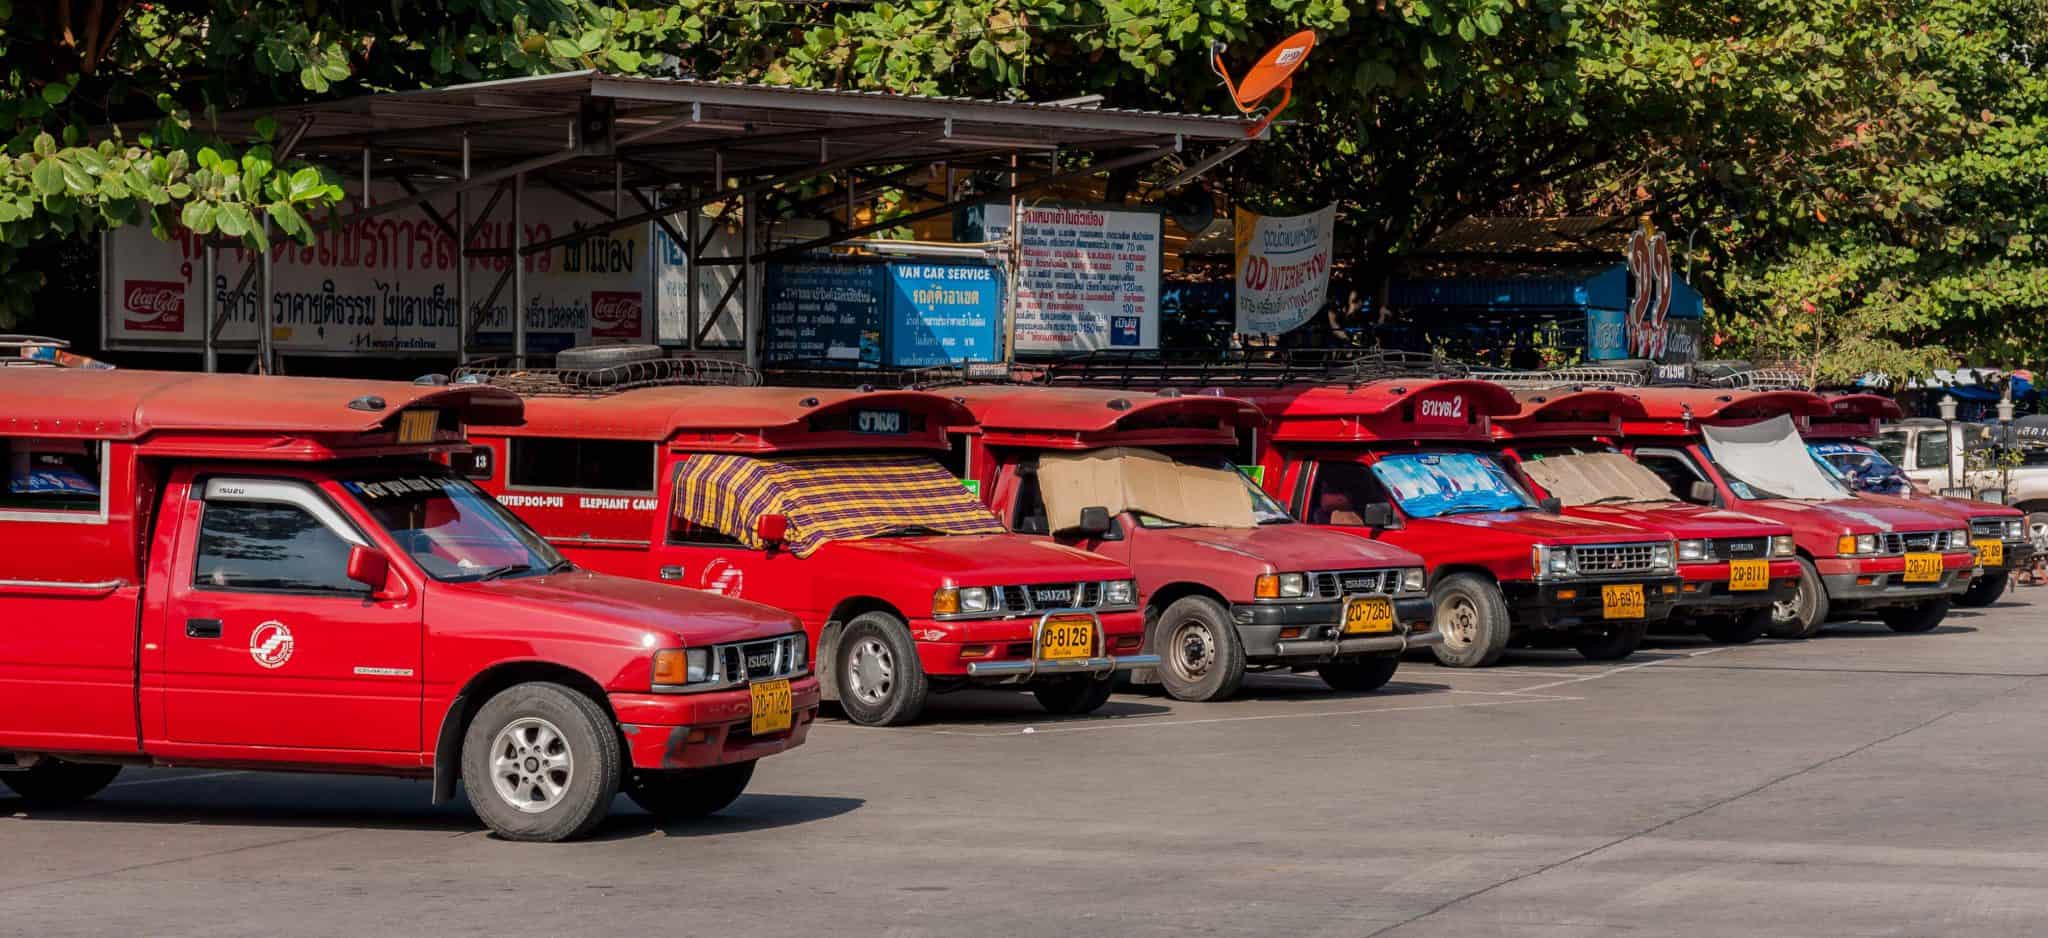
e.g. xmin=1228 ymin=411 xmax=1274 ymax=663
xmin=1739 ymin=497 xmax=1963 ymax=533
xmin=1407 ymin=511 xmax=1664 ymax=544
xmin=448 ymin=569 xmax=800 ymax=647
xmin=1852 ymin=492 xmax=2018 ymax=521
xmin=819 ymin=534 xmax=1132 ymax=585
xmin=1567 ymin=502 xmax=1790 ymax=538
xmin=1141 ymin=523 xmax=1426 ymax=570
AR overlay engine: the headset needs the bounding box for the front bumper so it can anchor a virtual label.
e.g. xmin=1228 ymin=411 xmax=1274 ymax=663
xmin=611 ymin=675 xmax=822 ymax=771
xmin=1502 ymin=575 xmax=1684 ymax=630
xmin=1817 ymin=553 xmax=1974 ymax=607
xmin=1670 ymin=568 xmax=1800 ymax=615
xmin=958 ymin=609 xmax=1160 ymax=679
xmin=1233 ymin=596 xmax=1439 ymax=659
xmin=1977 ymin=539 xmax=2034 ymax=574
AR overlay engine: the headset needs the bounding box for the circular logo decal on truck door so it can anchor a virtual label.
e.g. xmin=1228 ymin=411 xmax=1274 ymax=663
xmin=250 ymin=620 xmax=295 ymax=669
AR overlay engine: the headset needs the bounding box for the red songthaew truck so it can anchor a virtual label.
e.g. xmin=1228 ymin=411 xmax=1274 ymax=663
xmin=1615 ymin=387 xmax=1976 ymax=637
xmin=0 ymin=369 xmax=818 ymax=841
xmin=944 ymin=384 xmax=1438 ymax=701
xmin=458 ymin=377 xmax=1153 ymax=726
xmin=1242 ymin=379 xmax=1683 ymax=667
xmin=1487 ymin=385 xmax=1802 ymax=644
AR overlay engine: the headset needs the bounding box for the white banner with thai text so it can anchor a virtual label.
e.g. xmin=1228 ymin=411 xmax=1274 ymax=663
xmin=1233 ymin=204 xmax=1335 ymax=336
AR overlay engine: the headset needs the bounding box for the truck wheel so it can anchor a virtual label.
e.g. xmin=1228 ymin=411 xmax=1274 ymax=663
xmin=1430 ymin=574 xmax=1511 ymax=668
xmin=1574 ymin=621 xmax=1647 ymax=661
xmin=1958 ymin=571 xmax=2009 ymax=608
xmin=1767 ymin=558 xmax=1829 ymax=639
xmin=1881 ymin=598 xmax=1951 ymax=633
xmin=1317 ymin=656 xmax=1400 ymax=692
xmin=1152 ymin=596 xmax=1246 ymax=701
xmin=835 ymin=612 xmax=929 ymax=726
xmin=461 ymin=682 xmax=622 ymax=842
xmin=1700 ymin=608 xmax=1771 ymax=644
xmin=626 ymin=762 xmax=755 ymax=821
xmin=0 ymin=759 xmax=121 ymax=806
xmin=1032 ymin=676 xmax=1115 ymax=715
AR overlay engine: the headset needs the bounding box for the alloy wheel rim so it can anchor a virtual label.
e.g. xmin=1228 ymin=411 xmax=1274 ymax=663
xmin=848 ymin=637 xmax=894 ymax=705
xmin=490 ymin=716 xmax=573 ymax=814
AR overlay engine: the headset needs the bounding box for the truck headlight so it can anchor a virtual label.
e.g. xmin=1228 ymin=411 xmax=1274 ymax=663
xmin=1532 ymin=545 xmax=1574 ymax=579
xmin=958 ymin=587 xmax=993 ymax=613
xmin=1254 ymin=572 xmax=1308 ymax=598
xmin=1651 ymin=542 xmax=1675 ymax=571
xmin=1836 ymin=534 xmax=1878 ymax=555
xmin=652 ymin=647 xmax=713 ymax=686
xmin=789 ymin=636 xmax=807 ymax=671
xmin=2007 ymin=519 xmax=2026 ymax=540
xmin=1104 ymin=579 xmax=1136 ymax=606
xmin=1952 ymin=529 xmax=1972 ymax=551
xmin=1677 ymin=539 xmax=1708 ymax=562
xmin=1771 ymin=535 xmax=1796 ymax=557
xmin=1400 ymin=568 xmax=1427 ymax=593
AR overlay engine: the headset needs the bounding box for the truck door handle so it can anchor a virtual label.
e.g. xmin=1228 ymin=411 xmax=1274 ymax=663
xmin=185 ymin=618 xmax=223 ymax=639
xmin=658 ymin=566 xmax=684 ymax=581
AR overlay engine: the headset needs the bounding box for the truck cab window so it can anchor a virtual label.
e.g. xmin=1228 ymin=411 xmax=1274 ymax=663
xmin=1307 ymin=461 xmax=1390 ymax=525
xmin=194 ymin=501 xmax=363 ymax=595
xmin=1011 ymin=464 xmax=1049 ymax=535
xmin=1632 ymin=450 xmax=1711 ymax=505
xmin=3 ymin=436 xmax=103 ymax=515
xmin=508 ymin=437 xmax=655 ymax=492
xmin=1916 ymin=430 xmax=1951 ymax=470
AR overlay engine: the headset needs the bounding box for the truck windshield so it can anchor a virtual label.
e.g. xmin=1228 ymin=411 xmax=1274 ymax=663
xmin=1371 ymin=451 xmax=1536 ymax=518
xmin=340 ymin=471 xmax=567 ymax=582
xmin=1130 ymin=452 xmax=1292 ymax=528
xmin=1809 ymin=442 xmax=1911 ymax=495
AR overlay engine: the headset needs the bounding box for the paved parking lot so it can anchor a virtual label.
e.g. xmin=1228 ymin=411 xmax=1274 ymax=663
xmin=7 ymin=594 xmax=2048 ymax=937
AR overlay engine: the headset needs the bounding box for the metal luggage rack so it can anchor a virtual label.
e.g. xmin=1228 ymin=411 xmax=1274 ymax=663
xmin=1031 ymin=347 xmax=1465 ymax=389
xmin=762 ymin=360 xmax=1038 ymax=390
xmin=1466 ymin=365 xmax=1648 ymax=388
xmin=1701 ymin=364 xmax=1806 ymax=390
xmin=0 ymin=335 xmax=72 ymax=367
xmin=451 ymin=355 xmax=761 ymax=395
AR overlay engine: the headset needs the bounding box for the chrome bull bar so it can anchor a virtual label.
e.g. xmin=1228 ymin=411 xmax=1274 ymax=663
xmin=1272 ymin=593 xmax=1444 ymax=658
xmin=965 ymin=608 xmax=1159 ymax=678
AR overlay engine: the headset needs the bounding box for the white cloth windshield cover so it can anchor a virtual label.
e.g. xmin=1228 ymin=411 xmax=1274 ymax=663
xmin=1519 ymin=452 xmax=1676 ymax=506
xmin=1701 ymin=414 xmax=1847 ymax=500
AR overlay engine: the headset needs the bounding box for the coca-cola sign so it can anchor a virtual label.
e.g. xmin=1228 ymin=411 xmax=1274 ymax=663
xmin=122 ymin=280 xmax=187 ymax=332
xmin=589 ymin=290 xmax=643 ymax=338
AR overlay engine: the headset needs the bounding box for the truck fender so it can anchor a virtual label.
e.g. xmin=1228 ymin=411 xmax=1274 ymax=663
xmin=430 ymin=694 xmax=468 ymax=805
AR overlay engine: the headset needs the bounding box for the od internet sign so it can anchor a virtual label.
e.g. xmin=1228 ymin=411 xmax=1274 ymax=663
xmin=1233 ymin=204 xmax=1335 ymax=336
xmin=962 ymin=203 xmax=1160 ymax=353
xmin=103 ymin=182 xmax=652 ymax=356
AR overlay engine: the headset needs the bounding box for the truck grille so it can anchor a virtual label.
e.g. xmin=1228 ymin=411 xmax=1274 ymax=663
xmin=1881 ymin=530 xmax=1961 ymax=554
xmin=1970 ymin=519 xmax=2008 ymax=539
xmin=1310 ymin=569 xmax=1398 ymax=598
xmin=714 ymin=633 xmax=806 ymax=684
xmin=1001 ymin=582 xmax=1107 ymax=612
xmin=1713 ymin=537 xmax=1769 ymax=560
xmin=1571 ymin=543 xmax=1660 ymax=575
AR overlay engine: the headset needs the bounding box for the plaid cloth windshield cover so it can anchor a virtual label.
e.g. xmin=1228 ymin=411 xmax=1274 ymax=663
xmin=672 ymin=453 xmax=1006 ymax=557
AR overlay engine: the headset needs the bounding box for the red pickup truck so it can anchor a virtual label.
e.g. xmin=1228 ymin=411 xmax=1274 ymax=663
xmin=457 ymin=376 xmax=1152 ymax=726
xmin=945 ymin=384 xmax=1437 ymax=701
xmin=1616 ymin=388 xmax=1976 ymax=637
xmin=1488 ymin=386 xmax=1802 ymax=644
xmin=1243 ymin=379 xmax=1682 ymax=667
xmin=0 ymin=369 xmax=817 ymax=841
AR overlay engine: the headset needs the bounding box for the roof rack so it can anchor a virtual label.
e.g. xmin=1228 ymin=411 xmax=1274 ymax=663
xmin=1031 ymin=347 xmax=1464 ymax=389
xmin=1466 ymin=365 xmax=1647 ymax=388
xmin=450 ymin=356 xmax=760 ymax=395
xmin=1701 ymin=366 xmax=1806 ymax=390
xmin=0 ymin=335 xmax=113 ymax=369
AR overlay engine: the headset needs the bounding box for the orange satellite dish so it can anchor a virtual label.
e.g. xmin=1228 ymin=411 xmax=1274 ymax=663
xmin=1211 ymin=30 xmax=1316 ymax=138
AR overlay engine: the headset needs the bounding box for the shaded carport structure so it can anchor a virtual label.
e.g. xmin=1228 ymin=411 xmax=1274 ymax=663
xmin=164 ymin=70 xmax=1257 ymax=372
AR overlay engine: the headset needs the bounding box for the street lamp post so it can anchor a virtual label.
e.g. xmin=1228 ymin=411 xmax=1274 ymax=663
xmin=1939 ymin=393 xmax=1960 ymax=491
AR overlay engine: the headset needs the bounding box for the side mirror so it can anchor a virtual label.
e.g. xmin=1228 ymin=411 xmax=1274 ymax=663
xmin=1690 ymin=480 xmax=1717 ymax=504
xmin=346 ymin=544 xmax=392 ymax=595
xmin=1537 ymin=496 xmax=1564 ymax=514
xmin=756 ymin=513 xmax=790 ymax=546
xmin=1359 ymin=503 xmax=1395 ymax=529
xmin=1075 ymin=506 xmax=1113 ymax=536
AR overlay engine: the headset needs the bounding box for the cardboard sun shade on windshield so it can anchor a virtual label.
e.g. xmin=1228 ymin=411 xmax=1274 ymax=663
xmin=1520 ymin=452 xmax=1676 ymax=507
xmin=1038 ymin=447 xmax=1257 ymax=531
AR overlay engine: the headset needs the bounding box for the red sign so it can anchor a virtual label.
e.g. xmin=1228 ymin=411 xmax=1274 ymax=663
xmin=1412 ymin=392 xmax=1468 ymax=428
xmin=122 ymin=280 xmax=187 ymax=332
xmin=589 ymin=291 xmax=643 ymax=338
xmin=1625 ymin=228 xmax=1672 ymax=359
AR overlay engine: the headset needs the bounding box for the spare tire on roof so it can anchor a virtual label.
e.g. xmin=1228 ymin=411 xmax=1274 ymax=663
xmin=555 ymin=344 xmax=665 ymax=370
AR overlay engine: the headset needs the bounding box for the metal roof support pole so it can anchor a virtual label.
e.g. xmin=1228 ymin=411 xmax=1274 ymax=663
xmin=456 ymin=134 xmax=470 ymax=362
xmin=1003 ymin=152 xmax=1021 ymax=364
xmin=686 ymin=189 xmax=700 ymax=351
xmin=512 ymin=171 xmax=527 ymax=366
xmin=257 ymin=221 xmax=275 ymax=374
xmin=741 ymin=187 xmax=756 ymax=367
xmin=200 ymin=245 xmax=216 ymax=373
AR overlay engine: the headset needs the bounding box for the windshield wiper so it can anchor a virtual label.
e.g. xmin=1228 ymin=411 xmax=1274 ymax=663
xmin=472 ymin=563 xmax=535 ymax=582
xmin=873 ymin=524 xmax=945 ymax=538
xmin=544 ymin=558 xmax=574 ymax=574
xmin=1583 ymin=495 xmax=1643 ymax=505
xmin=1433 ymin=504 xmax=1526 ymax=517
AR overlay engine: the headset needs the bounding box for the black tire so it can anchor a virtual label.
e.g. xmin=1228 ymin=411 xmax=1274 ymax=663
xmin=1699 ymin=608 xmax=1772 ymax=644
xmin=1958 ymin=571 xmax=2009 ymax=608
xmin=460 ymin=681 xmax=622 ymax=842
xmin=626 ymin=761 xmax=755 ymax=821
xmin=0 ymin=759 xmax=121 ymax=806
xmin=1317 ymin=656 xmax=1401 ymax=692
xmin=1031 ymin=677 xmax=1115 ymax=715
xmin=1151 ymin=595 xmax=1247 ymax=702
xmin=1767 ymin=557 xmax=1830 ymax=639
xmin=1881 ymin=597 xmax=1951 ymax=633
xmin=1430 ymin=573 xmax=1512 ymax=668
xmin=554 ymin=344 xmax=664 ymax=369
xmin=834 ymin=612 xmax=929 ymax=726
xmin=1574 ymin=620 xmax=1647 ymax=661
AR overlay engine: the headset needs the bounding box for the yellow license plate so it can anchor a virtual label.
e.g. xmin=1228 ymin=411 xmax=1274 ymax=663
xmin=750 ymin=679 xmax=792 ymax=735
xmin=397 ymin=409 xmax=439 ymax=443
xmin=1343 ymin=596 xmax=1396 ymax=634
xmin=1039 ymin=615 xmax=1095 ymax=661
xmin=1728 ymin=559 xmax=1769 ymax=592
xmin=1601 ymin=584 xmax=1645 ymax=619
xmin=1975 ymin=539 xmax=2004 ymax=567
xmin=1903 ymin=552 xmax=1943 ymax=583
